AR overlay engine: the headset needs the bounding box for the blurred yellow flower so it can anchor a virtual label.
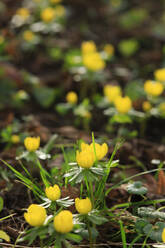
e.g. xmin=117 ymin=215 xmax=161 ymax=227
xmin=114 ymin=96 xmax=132 ymax=114
xmin=76 ymin=148 xmax=95 ymax=168
xmin=41 ymin=7 xmax=55 ymax=22
xmin=75 ymin=197 xmax=92 ymax=214
xmin=24 ymin=136 xmax=40 ymax=152
xmin=104 ymin=85 xmax=121 ymax=103
xmin=104 ymin=44 xmax=114 ymax=57
xmin=154 ymin=68 xmax=165 ymax=82
xmin=162 ymin=228 xmax=165 ymax=243
xmin=144 ymin=80 xmax=164 ymax=96
xmin=11 ymin=135 xmax=20 ymax=144
xmin=66 ymin=91 xmax=78 ymax=104
xmin=24 ymin=204 xmax=46 ymax=227
xmin=83 ymin=52 xmax=105 ymax=71
xmin=0 ymin=36 xmax=4 ymax=44
xmin=45 ymin=184 xmax=61 ymax=201
xmin=55 ymin=5 xmax=65 ymax=17
xmin=50 ymin=0 xmax=62 ymax=3
xmin=54 ymin=210 xmax=73 ymax=233
xmin=142 ymin=101 xmax=152 ymax=112
xmin=16 ymin=8 xmax=30 ymax=20
xmin=23 ymin=30 xmax=35 ymax=42
xmin=81 ymin=41 xmax=97 ymax=54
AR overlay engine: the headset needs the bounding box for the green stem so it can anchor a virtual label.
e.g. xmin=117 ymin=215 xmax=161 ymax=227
xmin=87 ymin=218 xmax=93 ymax=248
xmin=89 ymin=180 xmax=94 ymax=208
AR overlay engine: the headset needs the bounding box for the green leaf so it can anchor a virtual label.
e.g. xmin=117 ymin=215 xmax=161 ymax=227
xmin=110 ymin=114 xmax=132 ymax=124
xmin=33 ymin=86 xmax=56 ymax=108
xmin=0 ymin=230 xmax=10 ymax=242
xmin=65 ymin=233 xmax=82 ymax=243
xmin=56 ymin=103 xmax=71 ymax=115
xmin=127 ymin=181 xmax=148 ymax=195
xmin=125 ymin=81 xmax=145 ymax=101
xmin=135 ymin=218 xmax=150 ymax=234
xmin=118 ymin=39 xmax=139 ymax=57
xmin=88 ymin=213 xmax=108 ymax=225
xmin=0 ymin=197 xmax=3 ymax=212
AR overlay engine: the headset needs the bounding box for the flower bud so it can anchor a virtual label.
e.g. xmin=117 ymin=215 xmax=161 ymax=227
xmin=45 ymin=184 xmax=61 ymax=201
xmin=75 ymin=197 xmax=92 ymax=214
xmin=54 ymin=210 xmax=73 ymax=233
xmin=24 ymin=136 xmax=40 ymax=152
xmin=24 ymin=204 xmax=46 ymax=227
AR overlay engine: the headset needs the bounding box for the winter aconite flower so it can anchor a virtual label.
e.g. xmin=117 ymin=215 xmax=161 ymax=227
xmin=142 ymin=101 xmax=152 ymax=112
xmin=114 ymin=96 xmax=132 ymax=114
xmin=144 ymin=80 xmax=164 ymax=96
xmin=16 ymin=8 xmax=30 ymax=20
xmin=90 ymin=142 xmax=108 ymax=160
xmin=11 ymin=135 xmax=20 ymax=144
xmin=75 ymin=197 xmax=92 ymax=214
xmin=80 ymin=142 xmax=108 ymax=161
xmin=45 ymin=184 xmax=61 ymax=201
xmin=154 ymin=68 xmax=165 ymax=82
xmin=54 ymin=210 xmax=73 ymax=233
xmin=104 ymin=44 xmax=114 ymax=57
xmin=76 ymin=149 xmax=95 ymax=168
xmin=162 ymin=228 xmax=165 ymax=243
xmin=66 ymin=91 xmax=78 ymax=104
xmin=81 ymin=41 xmax=97 ymax=54
xmin=82 ymin=52 xmax=105 ymax=71
xmin=23 ymin=30 xmax=35 ymax=42
xmin=24 ymin=136 xmax=40 ymax=152
xmin=41 ymin=7 xmax=55 ymax=22
xmin=24 ymin=204 xmax=46 ymax=227
xmin=104 ymin=85 xmax=121 ymax=103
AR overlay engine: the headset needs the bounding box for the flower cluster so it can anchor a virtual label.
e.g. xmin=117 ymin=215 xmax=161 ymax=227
xmin=81 ymin=41 xmax=105 ymax=71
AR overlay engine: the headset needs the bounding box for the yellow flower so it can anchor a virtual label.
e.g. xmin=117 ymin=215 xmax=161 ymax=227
xmin=24 ymin=137 xmax=40 ymax=152
xmin=75 ymin=197 xmax=92 ymax=214
xmin=54 ymin=210 xmax=73 ymax=233
xmin=144 ymin=80 xmax=164 ymax=96
xmin=104 ymin=85 xmax=121 ymax=103
xmin=41 ymin=7 xmax=55 ymax=22
xmin=76 ymin=148 xmax=95 ymax=168
xmin=45 ymin=184 xmax=61 ymax=201
xmin=104 ymin=44 xmax=114 ymax=57
xmin=23 ymin=30 xmax=35 ymax=42
xmin=50 ymin=0 xmax=62 ymax=3
xmin=16 ymin=8 xmax=30 ymax=20
xmin=24 ymin=204 xmax=46 ymax=227
xmin=90 ymin=143 xmax=108 ymax=160
xmin=162 ymin=228 xmax=165 ymax=243
xmin=81 ymin=142 xmax=108 ymax=161
xmin=11 ymin=135 xmax=20 ymax=144
xmin=114 ymin=96 xmax=132 ymax=114
xmin=66 ymin=91 xmax=78 ymax=104
xmin=83 ymin=52 xmax=105 ymax=71
xmin=55 ymin=5 xmax=65 ymax=17
xmin=0 ymin=36 xmax=4 ymax=44
xmin=154 ymin=68 xmax=165 ymax=82
xmin=81 ymin=41 xmax=97 ymax=54
xmin=142 ymin=101 xmax=152 ymax=112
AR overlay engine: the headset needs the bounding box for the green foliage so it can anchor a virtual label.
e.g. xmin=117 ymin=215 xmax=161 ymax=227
xmin=119 ymin=8 xmax=148 ymax=29
xmin=118 ymin=39 xmax=139 ymax=57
